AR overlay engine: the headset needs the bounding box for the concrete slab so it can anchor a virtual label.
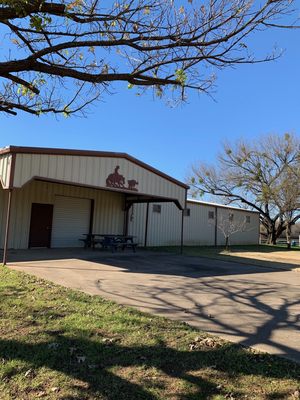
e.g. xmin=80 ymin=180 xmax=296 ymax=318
xmin=8 ymin=249 xmax=300 ymax=363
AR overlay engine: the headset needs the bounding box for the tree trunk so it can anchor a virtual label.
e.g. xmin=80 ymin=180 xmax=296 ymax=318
xmin=286 ymin=223 xmax=292 ymax=249
xmin=225 ymin=236 xmax=229 ymax=251
xmin=266 ymin=230 xmax=277 ymax=245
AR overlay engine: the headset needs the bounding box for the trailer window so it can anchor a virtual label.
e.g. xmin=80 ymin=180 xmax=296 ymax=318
xmin=153 ymin=204 xmax=161 ymax=213
xmin=208 ymin=211 xmax=214 ymax=219
xmin=184 ymin=208 xmax=190 ymax=217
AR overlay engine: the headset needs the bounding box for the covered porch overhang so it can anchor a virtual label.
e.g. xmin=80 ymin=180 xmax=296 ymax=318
xmin=124 ymin=194 xmax=184 ymax=211
xmin=31 ymin=176 xmax=185 ymax=210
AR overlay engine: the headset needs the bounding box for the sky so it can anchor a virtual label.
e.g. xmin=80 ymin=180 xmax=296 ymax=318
xmin=1 ymin=15 xmax=300 ymax=184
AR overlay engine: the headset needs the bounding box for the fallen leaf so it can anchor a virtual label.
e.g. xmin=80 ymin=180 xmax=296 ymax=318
xmin=24 ymin=369 xmax=35 ymax=378
xmin=189 ymin=343 xmax=196 ymax=351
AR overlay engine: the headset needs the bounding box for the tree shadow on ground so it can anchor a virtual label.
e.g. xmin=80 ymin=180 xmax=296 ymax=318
xmin=0 ymin=334 xmax=299 ymax=400
xmin=1 ymin=271 xmax=300 ymax=399
xmin=97 ymin=274 xmax=300 ymax=364
xmin=6 ymin=248 xmax=300 ymax=362
xmin=4 ymin=245 xmax=300 ymax=273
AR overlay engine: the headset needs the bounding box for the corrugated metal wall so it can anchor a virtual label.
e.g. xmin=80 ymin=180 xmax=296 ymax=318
xmin=128 ymin=202 xmax=183 ymax=246
xmin=183 ymin=203 xmax=216 ymax=245
xmin=127 ymin=203 xmax=147 ymax=246
xmin=13 ymin=153 xmax=186 ymax=209
xmin=0 ymin=188 xmax=8 ymax=246
xmin=147 ymin=202 xmax=182 ymax=246
xmin=0 ymin=154 xmax=12 ymax=188
xmin=1 ymin=180 xmax=124 ymax=249
xmin=215 ymin=207 xmax=260 ymax=246
xmin=128 ymin=201 xmax=259 ymax=247
xmin=185 ymin=202 xmax=259 ymax=246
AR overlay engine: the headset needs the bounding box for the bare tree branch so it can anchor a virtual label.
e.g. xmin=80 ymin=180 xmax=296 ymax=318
xmin=0 ymin=0 xmax=298 ymax=115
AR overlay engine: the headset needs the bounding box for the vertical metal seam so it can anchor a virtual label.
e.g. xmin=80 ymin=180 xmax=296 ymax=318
xmin=123 ymin=195 xmax=129 ymax=235
xmin=144 ymin=202 xmax=149 ymax=247
xmin=89 ymin=199 xmax=94 ymax=234
xmin=9 ymin=153 xmax=16 ymax=189
xmin=214 ymin=206 xmax=218 ymax=247
xmin=180 ymin=188 xmax=188 ymax=254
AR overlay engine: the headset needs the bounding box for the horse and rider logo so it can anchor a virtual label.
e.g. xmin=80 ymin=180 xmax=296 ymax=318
xmin=106 ymin=166 xmax=139 ymax=191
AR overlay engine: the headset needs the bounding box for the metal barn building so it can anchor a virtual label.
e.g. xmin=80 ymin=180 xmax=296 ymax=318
xmin=0 ymin=146 xmax=259 ymax=263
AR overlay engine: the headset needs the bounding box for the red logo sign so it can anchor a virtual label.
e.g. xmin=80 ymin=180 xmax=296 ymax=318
xmin=106 ymin=166 xmax=138 ymax=191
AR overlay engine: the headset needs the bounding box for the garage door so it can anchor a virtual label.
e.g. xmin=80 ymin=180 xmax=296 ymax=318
xmin=51 ymin=196 xmax=91 ymax=247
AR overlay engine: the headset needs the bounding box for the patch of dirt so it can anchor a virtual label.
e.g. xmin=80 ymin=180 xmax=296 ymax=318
xmin=226 ymin=251 xmax=300 ymax=267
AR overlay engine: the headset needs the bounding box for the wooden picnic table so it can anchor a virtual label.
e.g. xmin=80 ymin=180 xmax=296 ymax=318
xmin=79 ymin=234 xmax=138 ymax=252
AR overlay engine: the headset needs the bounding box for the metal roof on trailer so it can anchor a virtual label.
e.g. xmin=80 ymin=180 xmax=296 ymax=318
xmin=187 ymin=198 xmax=259 ymax=214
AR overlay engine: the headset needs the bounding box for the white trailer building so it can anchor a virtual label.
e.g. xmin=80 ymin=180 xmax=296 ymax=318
xmin=128 ymin=200 xmax=260 ymax=247
xmin=0 ymin=145 xmax=259 ymax=263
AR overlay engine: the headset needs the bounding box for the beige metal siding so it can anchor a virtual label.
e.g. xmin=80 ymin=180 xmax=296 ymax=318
xmin=216 ymin=207 xmax=260 ymax=246
xmin=0 ymin=154 xmax=12 ymax=188
xmin=128 ymin=202 xmax=182 ymax=246
xmin=0 ymin=188 xmax=8 ymax=247
xmin=13 ymin=153 xmax=186 ymax=208
xmin=147 ymin=202 xmax=182 ymax=246
xmin=127 ymin=203 xmax=147 ymax=246
xmin=5 ymin=180 xmax=124 ymax=249
xmin=128 ymin=200 xmax=259 ymax=247
xmin=184 ymin=203 xmax=216 ymax=245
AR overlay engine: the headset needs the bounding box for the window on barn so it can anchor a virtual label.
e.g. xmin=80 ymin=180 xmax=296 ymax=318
xmin=246 ymin=215 xmax=251 ymax=223
xmin=153 ymin=204 xmax=161 ymax=214
xmin=208 ymin=211 xmax=214 ymax=219
xmin=183 ymin=208 xmax=190 ymax=217
xmin=229 ymin=213 xmax=234 ymax=221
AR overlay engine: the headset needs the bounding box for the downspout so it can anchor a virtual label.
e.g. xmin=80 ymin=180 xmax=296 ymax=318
xmin=144 ymin=202 xmax=149 ymax=248
xmin=124 ymin=208 xmax=129 ymax=236
xmin=214 ymin=205 xmax=218 ymax=247
xmin=180 ymin=188 xmax=188 ymax=255
xmin=3 ymin=153 xmax=16 ymax=266
xmin=3 ymin=189 xmax=13 ymax=265
xmin=89 ymin=199 xmax=94 ymax=235
xmin=123 ymin=197 xmax=131 ymax=236
xmin=180 ymin=209 xmax=184 ymax=255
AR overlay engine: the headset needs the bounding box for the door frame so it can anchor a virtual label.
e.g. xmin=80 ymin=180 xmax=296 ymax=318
xmin=28 ymin=203 xmax=54 ymax=248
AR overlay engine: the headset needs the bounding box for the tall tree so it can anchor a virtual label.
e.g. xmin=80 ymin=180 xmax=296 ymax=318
xmin=188 ymin=133 xmax=300 ymax=245
xmin=270 ymin=168 xmax=300 ymax=248
xmin=0 ymin=0 xmax=298 ymax=116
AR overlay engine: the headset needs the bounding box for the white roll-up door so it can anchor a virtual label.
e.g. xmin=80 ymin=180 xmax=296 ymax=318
xmin=51 ymin=196 xmax=91 ymax=247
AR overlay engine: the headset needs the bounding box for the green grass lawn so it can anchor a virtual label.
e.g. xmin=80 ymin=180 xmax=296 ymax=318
xmin=0 ymin=267 xmax=299 ymax=400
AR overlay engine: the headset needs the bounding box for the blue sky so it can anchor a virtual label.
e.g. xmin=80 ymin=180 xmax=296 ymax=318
xmin=1 ymin=20 xmax=300 ymax=183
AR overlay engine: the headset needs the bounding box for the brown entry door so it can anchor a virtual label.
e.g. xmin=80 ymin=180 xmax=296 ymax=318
xmin=29 ymin=203 xmax=54 ymax=248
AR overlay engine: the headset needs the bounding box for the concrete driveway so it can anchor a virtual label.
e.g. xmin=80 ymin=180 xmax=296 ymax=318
xmin=9 ymin=249 xmax=300 ymax=363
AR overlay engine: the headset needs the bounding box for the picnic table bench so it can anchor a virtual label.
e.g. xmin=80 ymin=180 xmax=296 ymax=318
xmin=79 ymin=234 xmax=138 ymax=252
